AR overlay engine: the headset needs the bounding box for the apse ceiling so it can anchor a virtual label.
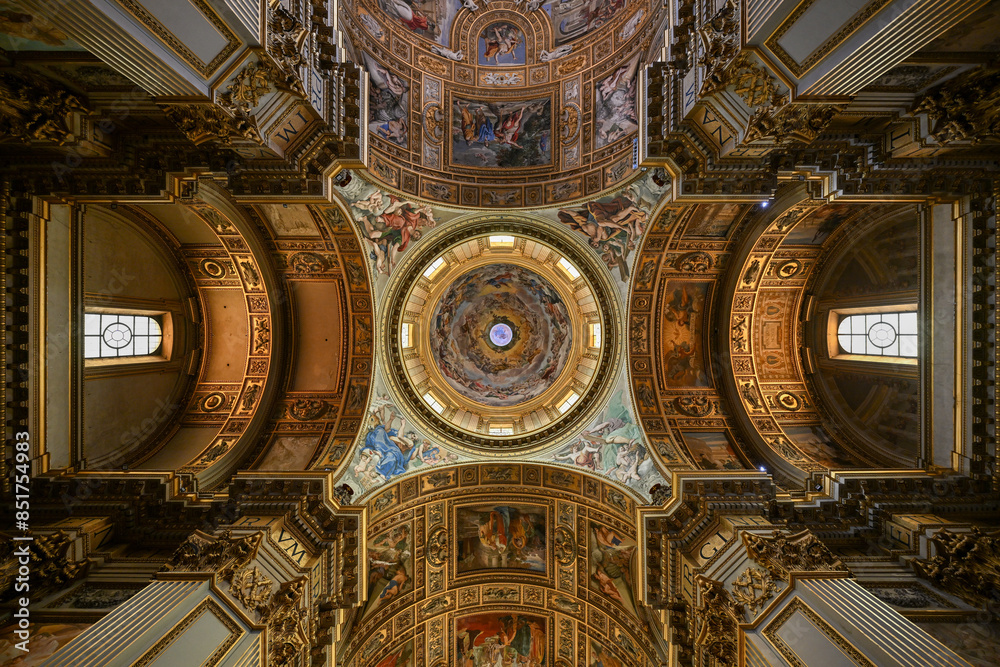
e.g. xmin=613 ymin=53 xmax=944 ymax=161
xmin=340 ymin=0 xmax=666 ymax=207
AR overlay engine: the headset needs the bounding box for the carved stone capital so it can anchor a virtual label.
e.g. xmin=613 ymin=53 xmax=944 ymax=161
xmin=0 ymin=531 xmax=90 ymax=602
xmin=742 ymin=529 xmax=847 ymax=580
xmin=911 ymin=527 xmax=1000 ymax=609
xmin=160 ymin=104 xmax=262 ymax=146
xmin=161 ymin=529 xmax=263 ymax=580
xmin=744 ymin=103 xmax=847 ymax=145
xmin=0 ymin=71 xmax=89 ymax=145
xmin=912 ymin=67 xmax=1000 ymax=144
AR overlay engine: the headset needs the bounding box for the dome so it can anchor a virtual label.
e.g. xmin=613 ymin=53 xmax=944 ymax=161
xmin=380 ymin=219 xmax=622 ymax=451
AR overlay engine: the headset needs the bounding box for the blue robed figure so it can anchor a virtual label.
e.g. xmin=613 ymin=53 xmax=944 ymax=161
xmin=362 ymin=409 xmax=414 ymax=479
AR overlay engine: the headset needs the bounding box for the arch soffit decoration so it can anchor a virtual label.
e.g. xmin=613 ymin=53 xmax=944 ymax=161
xmin=717 ymin=194 xmax=922 ymax=482
xmin=347 ymin=461 xmax=659 ymax=667
xmin=163 ymin=183 xmax=289 ymax=490
xmin=240 ymin=197 xmax=376 ymax=474
xmin=627 ymin=185 xmax=932 ymax=487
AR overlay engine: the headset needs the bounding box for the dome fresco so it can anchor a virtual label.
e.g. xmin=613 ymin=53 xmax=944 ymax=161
xmin=430 ymin=263 xmax=573 ymax=407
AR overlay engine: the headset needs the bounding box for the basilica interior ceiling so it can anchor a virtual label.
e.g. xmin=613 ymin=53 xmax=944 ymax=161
xmin=3 ymin=0 xmax=1000 ymax=665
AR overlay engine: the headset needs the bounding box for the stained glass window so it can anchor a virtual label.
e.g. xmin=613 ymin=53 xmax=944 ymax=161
xmin=837 ymin=311 xmax=917 ymax=359
xmin=84 ymin=313 xmax=162 ymax=359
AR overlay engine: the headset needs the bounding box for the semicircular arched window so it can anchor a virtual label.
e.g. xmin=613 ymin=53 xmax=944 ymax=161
xmin=833 ymin=307 xmax=918 ymax=361
xmin=84 ymin=312 xmax=163 ymax=359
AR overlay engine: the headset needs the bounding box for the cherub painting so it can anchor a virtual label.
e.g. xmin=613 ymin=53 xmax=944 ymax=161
xmin=350 ymin=189 xmax=436 ymax=276
xmin=363 ymin=524 xmax=412 ymax=618
xmin=595 ymin=57 xmax=639 ymax=148
xmin=479 ymin=22 xmax=525 ymax=65
xmin=588 ymin=522 xmax=637 ymax=615
xmin=457 ymin=504 xmax=546 ymax=573
xmin=556 ymin=184 xmax=647 ymax=279
xmin=552 ymin=389 xmax=669 ymax=498
xmin=452 ymin=97 xmax=552 ymax=168
xmin=365 ymin=54 xmax=409 ymax=147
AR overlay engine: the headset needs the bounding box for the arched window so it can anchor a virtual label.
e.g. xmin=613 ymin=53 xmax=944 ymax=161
xmin=835 ymin=309 xmax=917 ymax=360
xmin=84 ymin=312 xmax=163 ymax=359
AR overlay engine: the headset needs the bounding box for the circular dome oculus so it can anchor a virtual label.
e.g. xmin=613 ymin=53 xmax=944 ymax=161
xmin=488 ymin=321 xmax=514 ymax=348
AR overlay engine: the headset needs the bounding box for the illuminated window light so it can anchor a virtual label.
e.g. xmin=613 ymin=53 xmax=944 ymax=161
xmin=489 ymin=235 xmax=515 ymax=248
xmin=837 ymin=310 xmax=917 ymax=358
xmin=590 ymin=323 xmax=602 ymax=348
xmin=423 ymin=393 xmax=445 ymax=414
xmin=557 ymin=392 xmax=579 ymax=414
xmin=423 ymin=257 xmax=445 ymax=279
xmin=489 ymin=423 xmax=514 ymax=436
xmin=557 ymin=257 xmax=581 ymax=280
xmin=401 ymin=323 xmax=412 ymax=348
xmin=84 ymin=312 xmax=162 ymax=359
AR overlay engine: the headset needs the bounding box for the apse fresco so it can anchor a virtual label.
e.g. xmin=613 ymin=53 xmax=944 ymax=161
xmin=682 ymin=431 xmax=745 ymax=470
xmin=782 ymin=204 xmax=855 ymax=245
xmin=594 ymin=57 xmax=640 ymax=148
xmin=376 ymin=0 xmax=456 ymax=44
xmin=589 ymin=638 xmax=627 ymax=666
xmin=551 ymin=389 xmax=666 ymax=496
xmin=366 ymin=54 xmax=409 ymax=148
xmin=552 ymin=0 xmax=632 ymax=45
xmin=556 ymin=184 xmax=647 ymax=280
xmin=430 ymin=264 xmax=572 ymax=407
xmin=452 ymin=97 xmax=553 ymax=168
xmin=351 ymin=393 xmax=459 ymax=493
xmin=373 ymin=639 xmax=415 ymax=667
xmin=342 ymin=180 xmax=439 ymax=277
xmin=588 ymin=522 xmax=637 ymax=615
xmin=478 ymin=22 xmax=526 ymax=65
xmin=683 ymin=203 xmax=745 ymax=237
xmin=661 ymin=281 xmax=710 ymax=386
xmin=784 ymin=425 xmax=857 ymax=468
xmin=0 ymin=622 xmax=92 ymax=665
xmin=363 ymin=523 xmax=413 ymax=618
xmin=456 ymin=612 xmax=547 ymax=666
xmin=456 ymin=504 xmax=547 ymax=573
